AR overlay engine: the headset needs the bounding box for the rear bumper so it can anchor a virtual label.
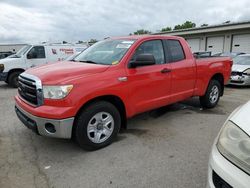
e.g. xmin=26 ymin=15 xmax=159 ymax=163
xmin=0 ymin=72 xmax=8 ymax=81
xmin=15 ymin=103 xmax=74 ymax=139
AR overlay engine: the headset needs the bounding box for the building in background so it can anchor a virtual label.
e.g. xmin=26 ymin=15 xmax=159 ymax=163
xmin=0 ymin=44 xmax=27 ymax=53
xmin=155 ymin=21 xmax=250 ymax=54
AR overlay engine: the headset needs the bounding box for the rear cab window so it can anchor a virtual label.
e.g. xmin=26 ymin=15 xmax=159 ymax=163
xmin=164 ymin=40 xmax=185 ymax=62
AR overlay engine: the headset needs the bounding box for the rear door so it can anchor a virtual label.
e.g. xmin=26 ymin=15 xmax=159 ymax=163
xmin=164 ymin=39 xmax=196 ymax=103
xmin=25 ymin=46 xmax=47 ymax=67
xmin=126 ymin=39 xmax=172 ymax=114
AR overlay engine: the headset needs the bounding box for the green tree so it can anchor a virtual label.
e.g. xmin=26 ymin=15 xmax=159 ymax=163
xmin=161 ymin=27 xmax=172 ymax=32
xmin=89 ymin=39 xmax=98 ymax=43
xmin=133 ymin=29 xmax=151 ymax=35
xmin=174 ymin=21 xmax=196 ymax=30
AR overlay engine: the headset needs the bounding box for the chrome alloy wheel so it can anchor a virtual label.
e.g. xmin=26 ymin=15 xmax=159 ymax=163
xmin=87 ymin=112 xmax=114 ymax=144
xmin=209 ymin=85 xmax=219 ymax=104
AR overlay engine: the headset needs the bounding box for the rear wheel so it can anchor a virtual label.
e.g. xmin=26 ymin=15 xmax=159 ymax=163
xmin=74 ymin=101 xmax=121 ymax=150
xmin=200 ymin=79 xmax=222 ymax=108
xmin=8 ymin=71 xmax=22 ymax=88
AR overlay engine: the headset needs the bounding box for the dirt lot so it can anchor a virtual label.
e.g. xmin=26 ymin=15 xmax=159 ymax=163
xmin=0 ymin=83 xmax=249 ymax=188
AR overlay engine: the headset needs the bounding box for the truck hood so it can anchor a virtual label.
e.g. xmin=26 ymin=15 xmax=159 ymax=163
xmin=0 ymin=57 xmax=21 ymax=64
xmin=230 ymin=100 xmax=250 ymax=136
xmin=232 ymin=64 xmax=250 ymax=72
xmin=0 ymin=57 xmax=25 ymax=71
xmin=25 ymin=61 xmax=110 ymax=84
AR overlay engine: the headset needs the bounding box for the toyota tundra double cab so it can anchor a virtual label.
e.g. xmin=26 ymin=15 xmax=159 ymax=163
xmin=15 ymin=35 xmax=232 ymax=150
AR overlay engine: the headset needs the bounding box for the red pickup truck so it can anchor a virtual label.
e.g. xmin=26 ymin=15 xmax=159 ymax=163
xmin=15 ymin=35 xmax=232 ymax=150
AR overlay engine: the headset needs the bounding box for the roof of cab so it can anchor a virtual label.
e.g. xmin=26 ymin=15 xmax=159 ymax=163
xmin=108 ymin=35 xmax=184 ymax=41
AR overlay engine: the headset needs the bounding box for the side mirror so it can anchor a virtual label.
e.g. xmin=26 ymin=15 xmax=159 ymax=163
xmin=27 ymin=52 xmax=37 ymax=59
xmin=129 ymin=54 xmax=156 ymax=68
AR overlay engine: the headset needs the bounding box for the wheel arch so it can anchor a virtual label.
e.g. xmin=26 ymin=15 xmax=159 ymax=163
xmin=210 ymin=73 xmax=224 ymax=96
xmin=72 ymin=95 xmax=127 ymax=138
xmin=7 ymin=68 xmax=25 ymax=80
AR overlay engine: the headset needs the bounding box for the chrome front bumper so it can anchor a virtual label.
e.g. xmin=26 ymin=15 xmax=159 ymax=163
xmin=15 ymin=104 xmax=74 ymax=139
xmin=229 ymin=74 xmax=250 ymax=86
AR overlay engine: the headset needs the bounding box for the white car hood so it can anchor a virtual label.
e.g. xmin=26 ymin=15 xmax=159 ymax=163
xmin=0 ymin=57 xmax=25 ymax=71
xmin=230 ymin=100 xmax=250 ymax=136
xmin=0 ymin=57 xmax=20 ymax=64
xmin=232 ymin=64 xmax=250 ymax=72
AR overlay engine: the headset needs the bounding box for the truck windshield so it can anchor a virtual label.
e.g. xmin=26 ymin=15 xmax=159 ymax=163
xmin=10 ymin=45 xmax=32 ymax=58
xmin=74 ymin=39 xmax=135 ymax=65
xmin=233 ymin=56 xmax=250 ymax=65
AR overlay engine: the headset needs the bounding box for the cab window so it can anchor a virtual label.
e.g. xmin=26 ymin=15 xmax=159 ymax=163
xmin=165 ymin=40 xmax=185 ymax=62
xmin=27 ymin=46 xmax=45 ymax=59
xmin=131 ymin=40 xmax=165 ymax=64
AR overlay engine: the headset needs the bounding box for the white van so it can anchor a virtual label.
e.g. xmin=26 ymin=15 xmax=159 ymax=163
xmin=0 ymin=43 xmax=88 ymax=87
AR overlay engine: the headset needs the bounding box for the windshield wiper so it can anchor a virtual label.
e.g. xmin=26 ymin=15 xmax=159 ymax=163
xmin=78 ymin=60 xmax=100 ymax=64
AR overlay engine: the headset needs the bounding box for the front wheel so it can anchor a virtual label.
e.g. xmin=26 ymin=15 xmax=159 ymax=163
xmin=74 ymin=101 xmax=121 ymax=150
xmin=8 ymin=71 xmax=22 ymax=88
xmin=200 ymin=79 xmax=222 ymax=108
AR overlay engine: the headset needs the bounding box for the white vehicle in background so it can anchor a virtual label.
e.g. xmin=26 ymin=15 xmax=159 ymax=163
xmin=64 ymin=51 xmax=81 ymax=61
xmin=229 ymin=54 xmax=250 ymax=86
xmin=0 ymin=43 xmax=88 ymax=87
xmin=207 ymin=101 xmax=250 ymax=188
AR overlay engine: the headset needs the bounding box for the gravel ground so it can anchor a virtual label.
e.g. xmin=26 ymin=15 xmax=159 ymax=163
xmin=0 ymin=83 xmax=249 ymax=188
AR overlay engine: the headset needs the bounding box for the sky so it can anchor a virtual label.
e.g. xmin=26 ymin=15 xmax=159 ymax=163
xmin=0 ymin=0 xmax=250 ymax=44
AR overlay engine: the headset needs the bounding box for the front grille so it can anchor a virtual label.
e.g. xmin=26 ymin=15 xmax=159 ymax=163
xmin=231 ymin=71 xmax=242 ymax=76
xmin=212 ymin=171 xmax=232 ymax=188
xmin=18 ymin=75 xmax=38 ymax=106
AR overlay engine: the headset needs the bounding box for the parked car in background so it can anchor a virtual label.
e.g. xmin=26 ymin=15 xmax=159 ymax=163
xmin=207 ymin=100 xmax=250 ymax=188
xmin=229 ymin=54 xmax=250 ymax=86
xmin=0 ymin=43 xmax=88 ymax=87
xmin=15 ymin=35 xmax=232 ymax=150
xmin=213 ymin=52 xmax=245 ymax=58
xmin=193 ymin=51 xmax=212 ymax=58
xmin=0 ymin=51 xmax=15 ymax=59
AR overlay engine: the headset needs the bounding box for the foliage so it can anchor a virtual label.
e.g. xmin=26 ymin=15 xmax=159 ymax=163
xmin=133 ymin=29 xmax=151 ymax=35
xmin=161 ymin=27 xmax=172 ymax=32
xmin=173 ymin=21 xmax=196 ymax=30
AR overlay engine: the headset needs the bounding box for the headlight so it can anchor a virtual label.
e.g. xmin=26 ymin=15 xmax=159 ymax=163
xmin=0 ymin=64 xmax=4 ymax=72
xmin=243 ymin=69 xmax=250 ymax=76
xmin=217 ymin=121 xmax=250 ymax=175
xmin=43 ymin=85 xmax=73 ymax=99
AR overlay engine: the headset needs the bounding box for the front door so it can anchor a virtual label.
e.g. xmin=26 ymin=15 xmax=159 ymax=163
xmin=126 ymin=39 xmax=172 ymax=114
xmin=26 ymin=46 xmax=47 ymax=68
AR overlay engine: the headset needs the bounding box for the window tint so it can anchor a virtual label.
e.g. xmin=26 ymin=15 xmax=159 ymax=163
xmin=166 ymin=40 xmax=185 ymax=62
xmin=28 ymin=46 xmax=45 ymax=59
xmin=132 ymin=40 xmax=165 ymax=64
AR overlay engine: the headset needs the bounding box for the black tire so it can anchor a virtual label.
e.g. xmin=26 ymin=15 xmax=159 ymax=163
xmin=8 ymin=71 xmax=22 ymax=88
xmin=74 ymin=101 xmax=121 ymax=150
xmin=200 ymin=79 xmax=222 ymax=108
